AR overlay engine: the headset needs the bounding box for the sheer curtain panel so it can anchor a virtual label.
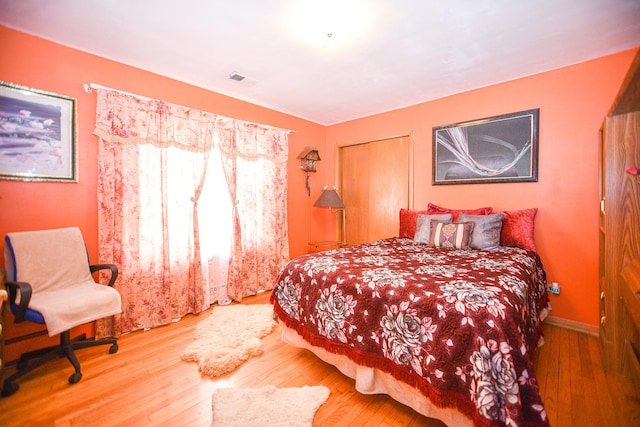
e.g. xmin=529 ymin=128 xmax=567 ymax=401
xmin=215 ymin=118 xmax=290 ymax=301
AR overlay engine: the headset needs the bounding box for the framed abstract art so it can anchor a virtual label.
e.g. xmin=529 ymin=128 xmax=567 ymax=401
xmin=433 ymin=109 xmax=539 ymax=185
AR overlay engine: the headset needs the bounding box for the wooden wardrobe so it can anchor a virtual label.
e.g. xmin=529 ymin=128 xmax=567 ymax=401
xmin=339 ymin=135 xmax=412 ymax=245
xmin=599 ymin=49 xmax=640 ymax=388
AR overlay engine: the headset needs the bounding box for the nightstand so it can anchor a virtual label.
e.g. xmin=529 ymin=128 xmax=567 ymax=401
xmin=308 ymin=241 xmax=346 ymax=253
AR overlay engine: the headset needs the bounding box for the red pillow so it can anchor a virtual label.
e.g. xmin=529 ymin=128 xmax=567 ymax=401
xmin=426 ymin=203 xmax=493 ymax=222
xmin=500 ymin=208 xmax=537 ymax=251
xmin=399 ymin=208 xmax=429 ymax=238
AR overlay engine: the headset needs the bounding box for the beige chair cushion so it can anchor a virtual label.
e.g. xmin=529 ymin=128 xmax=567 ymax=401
xmin=5 ymin=227 xmax=122 ymax=336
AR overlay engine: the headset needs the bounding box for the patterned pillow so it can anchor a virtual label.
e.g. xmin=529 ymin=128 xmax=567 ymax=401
xmin=414 ymin=213 xmax=453 ymax=244
xmin=398 ymin=208 xmax=430 ymax=238
xmin=457 ymin=213 xmax=504 ymax=250
xmin=499 ymin=208 xmax=538 ymax=251
xmin=426 ymin=203 xmax=493 ymax=221
xmin=429 ymin=221 xmax=474 ymax=249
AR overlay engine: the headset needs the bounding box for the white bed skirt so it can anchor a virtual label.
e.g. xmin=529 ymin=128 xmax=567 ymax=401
xmin=281 ymin=325 xmax=473 ymax=427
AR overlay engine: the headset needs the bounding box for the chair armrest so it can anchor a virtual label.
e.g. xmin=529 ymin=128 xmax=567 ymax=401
xmin=4 ymin=280 xmax=33 ymax=323
xmin=90 ymin=264 xmax=119 ymax=287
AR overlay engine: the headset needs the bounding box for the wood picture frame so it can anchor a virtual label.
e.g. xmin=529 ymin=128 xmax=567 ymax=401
xmin=432 ymin=109 xmax=539 ymax=185
xmin=0 ymin=81 xmax=78 ymax=182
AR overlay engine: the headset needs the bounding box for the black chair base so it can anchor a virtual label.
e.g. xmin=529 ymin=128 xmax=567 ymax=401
xmin=1 ymin=330 xmax=118 ymax=397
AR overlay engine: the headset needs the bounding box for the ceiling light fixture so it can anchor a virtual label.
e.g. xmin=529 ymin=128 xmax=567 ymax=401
xmin=291 ymin=0 xmax=369 ymax=48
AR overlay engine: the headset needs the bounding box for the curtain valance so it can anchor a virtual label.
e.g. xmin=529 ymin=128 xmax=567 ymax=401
xmin=215 ymin=117 xmax=290 ymax=163
xmin=94 ymin=89 xmax=290 ymax=161
xmin=94 ymin=89 xmax=216 ymax=152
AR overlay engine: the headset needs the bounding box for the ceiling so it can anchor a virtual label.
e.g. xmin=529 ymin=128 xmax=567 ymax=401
xmin=1 ymin=0 xmax=640 ymax=125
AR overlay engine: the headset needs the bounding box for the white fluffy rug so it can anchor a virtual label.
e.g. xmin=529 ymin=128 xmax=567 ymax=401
xmin=211 ymin=385 xmax=330 ymax=427
xmin=181 ymin=304 xmax=277 ymax=377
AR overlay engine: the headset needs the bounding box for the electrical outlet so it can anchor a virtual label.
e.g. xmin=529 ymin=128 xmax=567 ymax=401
xmin=547 ymin=282 xmax=560 ymax=295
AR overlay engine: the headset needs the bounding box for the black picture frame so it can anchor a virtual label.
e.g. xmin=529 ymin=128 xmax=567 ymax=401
xmin=0 ymin=81 xmax=78 ymax=182
xmin=432 ymin=109 xmax=539 ymax=185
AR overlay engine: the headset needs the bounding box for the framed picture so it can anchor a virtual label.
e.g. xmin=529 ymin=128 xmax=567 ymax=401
xmin=432 ymin=109 xmax=539 ymax=185
xmin=0 ymin=81 xmax=77 ymax=182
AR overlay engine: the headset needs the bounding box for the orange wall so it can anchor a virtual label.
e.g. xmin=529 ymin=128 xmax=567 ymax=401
xmin=326 ymin=48 xmax=638 ymax=327
xmin=1 ymin=26 xmax=637 ymax=327
xmin=0 ymin=26 xmax=327 ymax=265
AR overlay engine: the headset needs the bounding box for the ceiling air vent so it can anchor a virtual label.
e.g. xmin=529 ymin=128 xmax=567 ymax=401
xmin=227 ymin=71 xmax=258 ymax=87
xmin=228 ymin=72 xmax=246 ymax=82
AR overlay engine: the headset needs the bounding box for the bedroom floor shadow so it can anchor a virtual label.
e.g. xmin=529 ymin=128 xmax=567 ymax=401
xmin=0 ymin=291 xmax=637 ymax=426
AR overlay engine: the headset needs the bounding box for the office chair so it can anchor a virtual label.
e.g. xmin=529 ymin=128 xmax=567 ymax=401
xmin=1 ymin=227 xmax=122 ymax=397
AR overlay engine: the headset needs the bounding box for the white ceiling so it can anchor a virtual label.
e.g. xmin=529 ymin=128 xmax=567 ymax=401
xmin=1 ymin=0 xmax=640 ymax=125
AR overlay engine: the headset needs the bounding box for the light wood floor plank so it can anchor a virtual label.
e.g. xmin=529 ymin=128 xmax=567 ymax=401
xmin=540 ymin=321 xmax=560 ymax=425
xmin=567 ymin=329 xmax=588 ymax=427
xmin=587 ymin=331 xmax=620 ymax=426
xmin=1 ymin=292 xmax=638 ymax=426
xmin=576 ymin=333 xmax=603 ymax=427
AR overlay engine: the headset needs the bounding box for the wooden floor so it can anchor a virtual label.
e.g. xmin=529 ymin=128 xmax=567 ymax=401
xmin=0 ymin=292 xmax=638 ymax=427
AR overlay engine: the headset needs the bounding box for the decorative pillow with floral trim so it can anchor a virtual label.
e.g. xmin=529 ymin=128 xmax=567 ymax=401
xmin=499 ymin=208 xmax=538 ymax=251
xmin=426 ymin=203 xmax=493 ymax=222
xmin=414 ymin=213 xmax=453 ymax=244
xmin=429 ymin=220 xmax=474 ymax=249
xmin=399 ymin=208 xmax=430 ymax=239
xmin=457 ymin=213 xmax=504 ymax=250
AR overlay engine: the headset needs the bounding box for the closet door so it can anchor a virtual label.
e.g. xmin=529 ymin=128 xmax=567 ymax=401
xmin=340 ymin=136 xmax=411 ymax=245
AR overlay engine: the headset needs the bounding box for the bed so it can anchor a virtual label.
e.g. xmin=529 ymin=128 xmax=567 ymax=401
xmin=270 ymin=205 xmax=551 ymax=426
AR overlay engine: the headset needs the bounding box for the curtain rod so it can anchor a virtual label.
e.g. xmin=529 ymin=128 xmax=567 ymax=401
xmin=82 ymin=82 xmax=295 ymax=133
xmin=83 ymin=82 xmax=156 ymax=101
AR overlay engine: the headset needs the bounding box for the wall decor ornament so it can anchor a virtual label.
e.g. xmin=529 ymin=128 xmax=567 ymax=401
xmin=0 ymin=81 xmax=78 ymax=182
xmin=297 ymin=146 xmax=320 ymax=196
xmin=432 ymin=109 xmax=539 ymax=185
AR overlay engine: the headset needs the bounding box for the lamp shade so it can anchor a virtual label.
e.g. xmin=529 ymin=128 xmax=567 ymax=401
xmin=313 ymin=188 xmax=345 ymax=208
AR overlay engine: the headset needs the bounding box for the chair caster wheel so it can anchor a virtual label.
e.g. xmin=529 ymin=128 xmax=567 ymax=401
xmin=69 ymin=372 xmax=82 ymax=384
xmin=1 ymin=382 xmax=19 ymax=397
xmin=109 ymin=343 xmax=118 ymax=354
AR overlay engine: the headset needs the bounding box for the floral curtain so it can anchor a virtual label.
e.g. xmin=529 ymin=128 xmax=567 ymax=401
xmin=93 ymin=89 xmax=289 ymax=336
xmin=215 ymin=117 xmax=290 ymax=301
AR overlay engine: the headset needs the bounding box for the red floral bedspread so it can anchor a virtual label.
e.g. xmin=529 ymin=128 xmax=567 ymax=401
xmin=270 ymin=238 xmax=551 ymax=427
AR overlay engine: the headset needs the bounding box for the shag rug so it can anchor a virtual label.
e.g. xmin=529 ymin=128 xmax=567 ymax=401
xmin=211 ymin=385 xmax=330 ymax=427
xmin=181 ymin=304 xmax=277 ymax=377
